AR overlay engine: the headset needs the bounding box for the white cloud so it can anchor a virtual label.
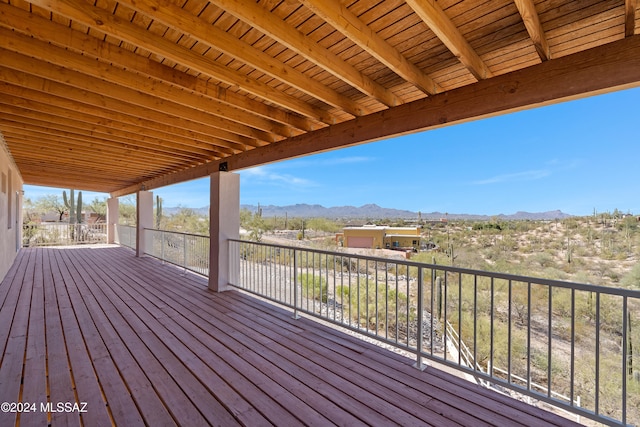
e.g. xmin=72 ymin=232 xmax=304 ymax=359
xmin=472 ymin=169 xmax=551 ymax=185
xmin=241 ymin=166 xmax=316 ymax=187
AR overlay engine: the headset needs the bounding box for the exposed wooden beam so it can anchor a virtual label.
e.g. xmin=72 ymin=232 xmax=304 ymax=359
xmin=0 ymin=120 xmax=201 ymax=166
xmin=0 ymin=51 xmax=263 ymax=148
xmin=7 ymin=142 xmax=169 ymax=176
xmin=0 ymin=4 xmax=304 ymax=137
xmin=116 ymin=0 xmax=370 ymax=117
xmin=405 ymin=0 xmax=493 ymax=80
xmin=300 ymin=0 xmax=441 ymax=95
xmin=0 ymin=105 xmax=219 ymax=161
xmin=0 ymin=27 xmax=280 ymax=143
xmin=0 ymin=81 xmax=241 ymax=155
xmin=25 ymin=0 xmax=337 ymax=124
xmin=208 ymin=0 xmax=401 ymax=107
xmin=626 ymin=0 xmax=638 ymax=37
xmin=514 ymin=0 xmax=551 ymax=61
xmin=111 ymin=35 xmax=640 ymax=197
xmin=0 ymin=94 xmax=233 ymax=157
xmin=2 ymin=2 xmax=312 ymax=133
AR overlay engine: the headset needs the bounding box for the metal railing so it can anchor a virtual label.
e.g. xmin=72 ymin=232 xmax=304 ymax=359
xmin=143 ymin=228 xmax=209 ymax=276
xmin=22 ymin=222 xmax=107 ymax=247
xmin=228 ymin=239 xmax=640 ymax=427
xmin=115 ymin=224 xmax=136 ymax=250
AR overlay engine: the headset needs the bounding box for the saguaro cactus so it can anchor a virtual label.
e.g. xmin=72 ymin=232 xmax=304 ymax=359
xmin=156 ymin=195 xmax=163 ymax=228
xmin=63 ymin=189 xmax=83 ymax=224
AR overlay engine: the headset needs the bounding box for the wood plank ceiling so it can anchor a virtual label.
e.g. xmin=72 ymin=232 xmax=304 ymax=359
xmin=0 ymin=0 xmax=639 ymax=196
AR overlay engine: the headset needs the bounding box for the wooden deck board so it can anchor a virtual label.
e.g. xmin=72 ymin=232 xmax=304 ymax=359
xmin=0 ymin=246 xmax=582 ymax=426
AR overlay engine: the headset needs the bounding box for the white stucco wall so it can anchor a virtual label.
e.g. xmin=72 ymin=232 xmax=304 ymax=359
xmin=0 ymin=136 xmax=23 ymax=281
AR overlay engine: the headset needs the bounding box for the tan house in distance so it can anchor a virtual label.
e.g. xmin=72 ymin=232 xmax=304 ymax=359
xmin=336 ymin=225 xmax=421 ymax=251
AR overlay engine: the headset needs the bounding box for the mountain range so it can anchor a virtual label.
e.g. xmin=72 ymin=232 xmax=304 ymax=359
xmin=166 ymin=203 xmax=572 ymax=220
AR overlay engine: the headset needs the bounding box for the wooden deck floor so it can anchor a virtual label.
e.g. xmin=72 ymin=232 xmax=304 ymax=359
xmin=0 ymin=246 xmax=580 ymax=426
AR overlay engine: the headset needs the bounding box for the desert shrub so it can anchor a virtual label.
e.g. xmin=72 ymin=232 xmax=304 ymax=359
xmin=530 ymin=252 xmax=554 ymax=268
xmin=299 ymin=273 xmax=327 ymax=303
xmin=621 ymin=262 xmax=640 ymax=290
xmin=336 ymin=278 xmax=410 ymax=335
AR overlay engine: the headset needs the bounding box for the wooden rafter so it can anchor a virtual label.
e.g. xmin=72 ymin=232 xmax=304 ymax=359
xmin=514 ymin=0 xmax=551 ymax=61
xmin=1 ymin=29 xmax=281 ymax=142
xmin=207 ymin=0 xmax=401 ymax=107
xmin=0 ymin=82 xmax=239 ymax=155
xmin=300 ymin=0 xmax=442 ymax=95
xmin=25 ymin=0 xmax=337 ymax=124
xmin=0 ymin=3 xmax=310 ymax=134
xmin=0 ymin=50 xmax=260 ymax=148
xmin=405 ymin=0 xmax=493 ymax=81
xmin=116 ymin=0 xmax=371 ymax=117
xmin=626 ymin=0 xmax=638 ymax=37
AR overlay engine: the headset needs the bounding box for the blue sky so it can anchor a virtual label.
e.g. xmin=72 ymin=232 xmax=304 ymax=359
xmin=24 ymin=87 xmax=639 ymax=216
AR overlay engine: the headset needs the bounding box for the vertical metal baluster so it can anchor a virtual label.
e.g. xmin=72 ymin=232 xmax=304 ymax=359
xmin=430 ymin=267 xmax=435 ymax=355
xmin=414 ymin=266 xmax=425 ymax=370
xmin=339 ymin=255 xmax=344 ymax=324
xmin=406 ymin=266 xmax=409 ymax=349
xmin=570 ymin=288 xmax=575 ymax=406
xmin=161 ymin=230 xmax=165 ymax=264
xmin=289 ymin=248 xmax=294 ymax=306
xmin=270 ymin=245 xmax=274 ymax=299
xmin=252 ymin=242 xmax=255 ymax=291
xmin=304 ymin=251 xmax=309 ymax=312
xmin=253 ymin=243 xmax=257 ymax=292
xmin=365 ymin=259 xmax=369 ymax=334
xmin=395 ymin=263 xmax=400 ymax=346
xmin=595 ymin=292 xmax=600 ymax=415
xmin=622 ymin=296 xmax=629 ymax=425
xmin=347 ymin=256 xmax=352 ymax=324
xmin=356 ymin=258 xmax=360 ymax=330
xmin=325 ymin=252 xmax=328 ymax=319
xmin=332 ymin=254 xmax=337 ymax=323
xmin=257 ymin=244 xmax=261 ymax=295
xmin=458 ymin=273 xmax=462 ymax=366
xmin=444 ymin=272 xmax=448 ymax=361
xmin=527 ymin=282 xmax=532 ymax=392
xmin=490 ymin=277 xmax=494 ymax=377
xmin=622 ymin=296 xmax=627 ymax=426
xmin=310 ymin=251 xmax=314 ymax=312
xmin=383 ymin=262 xmax=388 ymax=341
xmin=293 ymin=249 xmax=299 ymax=319
xmin=182 ymin=233 xmax=187 ymax=274
xmin=473 ymin=275 xmax=477 ymax=374
xmin=548 ymin=285 xmax=552 ymax=398
xmin=508 ymin=279 xmax=512 ymax=384
xmin=376 ymin=261 xmax=380 ymax=338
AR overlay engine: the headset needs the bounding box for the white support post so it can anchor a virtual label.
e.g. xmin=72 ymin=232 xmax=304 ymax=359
xmin=136 ymin=191 xmax=153 ymax=257
xmin=209 ymin=172 xmax=240 ymax=292
xmin=106 ymin=197 xmax=119 ymax=244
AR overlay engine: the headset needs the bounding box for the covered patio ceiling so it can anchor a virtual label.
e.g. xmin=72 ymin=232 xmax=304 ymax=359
xmin=1 ymin=0 xmax=639 ymax=196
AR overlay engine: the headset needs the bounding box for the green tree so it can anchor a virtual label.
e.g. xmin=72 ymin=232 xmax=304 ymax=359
xmin=89 ymin=197 xmax=107 ymax=222
xmin=240 ymin=208 xmax=267 ymax=241
xmin=164 ymin=207 xmax=209 ymax=235
xmin=118 ymin=195 xmax=136 ymax=225
xmin=22 ymin=198 xmax=38 ymax=223
xmin=35 ymin=194 xmax=66 ymax=221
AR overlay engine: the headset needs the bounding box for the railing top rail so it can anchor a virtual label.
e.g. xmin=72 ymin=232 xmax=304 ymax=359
xmin=144 ymin=228 xmax=209 ymax=239
xmin=229 ymin=238 xmax=640 ymax=298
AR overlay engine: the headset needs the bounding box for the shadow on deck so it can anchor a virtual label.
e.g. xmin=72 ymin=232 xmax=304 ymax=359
xmin=0 ymin=246 xmax=580 ymax=426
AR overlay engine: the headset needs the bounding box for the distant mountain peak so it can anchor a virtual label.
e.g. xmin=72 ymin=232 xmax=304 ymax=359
xmin=237 ymin=203 xmax=572 ymax=220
